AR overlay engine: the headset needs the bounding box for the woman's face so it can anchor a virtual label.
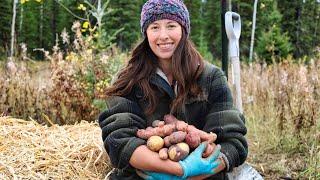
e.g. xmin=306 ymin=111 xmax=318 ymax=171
xmin=146 ymin=19 xmax=182 ymax=62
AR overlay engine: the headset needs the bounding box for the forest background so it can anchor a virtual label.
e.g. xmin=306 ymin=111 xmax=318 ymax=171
xmin=0 ymin=0 xmax=319 ymax=179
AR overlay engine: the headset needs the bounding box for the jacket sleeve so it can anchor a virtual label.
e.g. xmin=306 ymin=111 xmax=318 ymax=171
xmin=202 ymin=67 xmax=248 ymax=172
xmin=98 ymin=96 xmax=147 ymax=171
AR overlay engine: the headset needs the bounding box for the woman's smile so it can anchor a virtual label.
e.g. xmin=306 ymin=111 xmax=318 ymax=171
xmin=158 ymin=42 xmax=174 ymax=51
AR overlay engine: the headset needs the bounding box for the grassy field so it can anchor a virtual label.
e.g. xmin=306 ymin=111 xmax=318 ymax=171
xmin=241 ymin=62 xmax=320 ymax=179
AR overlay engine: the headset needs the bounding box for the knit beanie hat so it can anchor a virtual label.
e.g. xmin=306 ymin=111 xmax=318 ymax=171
xmin=140 ymin=0 xmax=190 ymax=36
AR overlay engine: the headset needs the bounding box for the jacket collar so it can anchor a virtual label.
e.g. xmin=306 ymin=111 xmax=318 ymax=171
xmin=150 ymin=72 xmax=175 ymax=99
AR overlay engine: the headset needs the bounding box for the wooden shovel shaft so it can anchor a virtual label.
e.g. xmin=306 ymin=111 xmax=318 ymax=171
xmin=231 ymin=56 xmax=243 ymax=113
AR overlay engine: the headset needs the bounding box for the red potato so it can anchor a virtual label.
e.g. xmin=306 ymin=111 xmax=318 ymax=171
xmin=168 ymin=142 xmax=190 ymax=162
xmin=152 ymin=120 xmax=165 ymax=128
xmin=168 ymin=131 xmax=187 ymax=144
xmin=159 ymin=148 xmax=169 ymax=160
xmin=146 ymin=126 xmax=153 ymax=131
xmin=136 ymin=124 xmax=176 ymax=139
xmin=187 ymin=125 xmax=217 ymax=143
xmin=175 ymin=121 xmax=188 ymax=132
xmin=185 ymin=131 xmax=201 ymax=149
xmin=163 ymin=136 xmax=172 ymax=147
xmin=161 ymin=124 xmax=176 ymax=136
xmin=163 ymin=114 xmax=217 ymax=142
xmin=163 ymin=114 xmax=178 ymax=124
xmin=202 ymin=132 xmax=217 ymax=144
xmin=163 ymin=114 xmax=188 ymax=132
xmin=137 ymin=129 xmax=154 ymax=139
xmin=202 ymin=143 xmax=216 ymax=158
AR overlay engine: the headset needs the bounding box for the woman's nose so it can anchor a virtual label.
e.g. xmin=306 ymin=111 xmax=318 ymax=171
xmin=159 ymin=28 xmax=169 ymax=40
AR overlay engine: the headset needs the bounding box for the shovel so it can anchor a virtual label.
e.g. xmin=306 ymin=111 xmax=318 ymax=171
xmin=225 ymin=11 xmax=243 ymax=113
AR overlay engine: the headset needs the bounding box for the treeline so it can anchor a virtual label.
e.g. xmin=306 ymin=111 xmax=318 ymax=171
xmin=0 ymin=0 xmax=319 ymax=62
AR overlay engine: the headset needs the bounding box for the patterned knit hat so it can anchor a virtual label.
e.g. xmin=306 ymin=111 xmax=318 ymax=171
xmin=140 ymin=0 xmax=190 ymax=36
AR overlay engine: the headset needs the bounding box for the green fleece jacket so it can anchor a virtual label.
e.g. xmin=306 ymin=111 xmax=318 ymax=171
xmin=98 ymin=62 xmax=248 ymax=180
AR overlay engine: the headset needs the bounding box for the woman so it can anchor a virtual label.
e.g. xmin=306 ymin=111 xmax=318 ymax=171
xmin=98 ymin=0 xmax=247 ymax=179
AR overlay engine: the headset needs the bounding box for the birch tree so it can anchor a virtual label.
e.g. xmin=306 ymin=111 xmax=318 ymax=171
xmin=5 ymin=0 xmax=19 ymax=73
xmin=249 ymin=0 xmax=258 ymax=63
xmin=9 ymin=0 xmax=18 ymax=61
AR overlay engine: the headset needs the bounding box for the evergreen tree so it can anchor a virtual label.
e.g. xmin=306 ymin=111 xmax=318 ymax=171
xmin=18 ymin=1 xmax=46 ymax=58
xmin=0 ymin=0 xmax=12 ymax=56
xmin=184 ymin=0 xmax=217 ymax=62
xmin=184 ymin=0 xmax=202 ymax=44
xmin=256 ymin=0 xmax=292 ymax=63
xmin=278 ymin=0 xmax=320 ymax=58
xmin=19 ymin=1 xmax=39 ymax=55
xmin=17 ymin=0 xmax=82 ymax=58
xmin=104 ymin=0 xmax=144 ymax=50
xmin=51 ymin=0 xmax=59 ymax=46
xmin=203 ymin=0 xmax=221 ymax=60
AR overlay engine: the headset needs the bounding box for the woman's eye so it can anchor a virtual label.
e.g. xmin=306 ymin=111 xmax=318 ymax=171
xmin=168 ymin=25 xmax=176 ymax=28
xmin=151 ymin=26 xmax=159 ymax=30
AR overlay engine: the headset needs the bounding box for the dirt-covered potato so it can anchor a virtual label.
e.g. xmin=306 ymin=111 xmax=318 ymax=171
xmin=164 ymin=136 xmax=172 ymax=147
xmin=136 ymin=124 xmax=176 ymax=139
xmin=202 ymin=143 xmax=216 ymax=158
xmin=159 ymin=148 xmax=169 ymax=160
xmin=187 ymin=125 xmax=217 ymax=144
xmin=175 ymin=121 xmax=188 ymax=132
xmin=168 ymin=131 xmax=187 ymax=144
xmin=185 ymin=131 xmax=201 ymax=149
xmin=147 ymin=136 xmax=164 ymax=152
xmin=168 ymin=142 xmax=190 ymax=162
xmin=152 ymin=120 xmax=165 ymax=128
xmin=163 ymin=114 xmax=178 ymax=124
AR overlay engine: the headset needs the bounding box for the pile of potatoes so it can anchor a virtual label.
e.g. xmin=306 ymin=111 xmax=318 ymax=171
xmin=136 ymin=114 xmax=217 ymax=162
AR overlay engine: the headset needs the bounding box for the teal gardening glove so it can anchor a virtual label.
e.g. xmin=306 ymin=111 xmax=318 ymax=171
xmin=136 ymin=170 xmax=184 ymax=180
xmin=179 ymin=142 xmax=221 ymax=179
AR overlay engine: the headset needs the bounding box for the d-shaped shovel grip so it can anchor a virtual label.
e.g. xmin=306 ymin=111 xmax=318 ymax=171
xmin=225 ymin=12 xmax=241 ymax=58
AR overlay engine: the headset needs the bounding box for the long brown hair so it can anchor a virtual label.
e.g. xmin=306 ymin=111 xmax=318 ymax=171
xmin=105 ymin=29 xmax=204 ymax=115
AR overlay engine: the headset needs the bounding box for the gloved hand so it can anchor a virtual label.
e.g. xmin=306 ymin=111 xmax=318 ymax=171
xmin=179 ymin=142 xmax=221 ymax=178
xmin=136 ymin=170 xmax=184 ymax=180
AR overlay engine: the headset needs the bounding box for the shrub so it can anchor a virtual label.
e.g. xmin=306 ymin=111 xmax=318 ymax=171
xmin=45 ymin=21 xmax=126 ymax=124
xmin=0 ymin=21 xmax=126 ymax=125
xmin=256 ymin=25 xmax=292 ymax=64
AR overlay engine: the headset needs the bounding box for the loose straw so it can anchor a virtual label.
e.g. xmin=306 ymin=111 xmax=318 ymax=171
xmin=0 ymin=117 xmax=111 ymax=179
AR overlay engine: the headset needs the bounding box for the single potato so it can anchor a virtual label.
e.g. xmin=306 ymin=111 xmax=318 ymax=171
xmin=147 ymin=136 xmax=164 ymax=152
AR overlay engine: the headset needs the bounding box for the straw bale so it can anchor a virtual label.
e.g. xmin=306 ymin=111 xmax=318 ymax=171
xmin=0 ymin=117 xmax=111 ymax=179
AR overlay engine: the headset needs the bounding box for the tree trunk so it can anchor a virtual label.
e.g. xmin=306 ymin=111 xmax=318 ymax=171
xmin=52 ymin=0 xmax=58 ymax=45
xmin=312 ymin=0 xmax=319 ymax=48
xmin=249 ymin=0 xmax=258 ymax=64
xmin=37 ymin=2 xmax=44 ymax=59
xmin=295 ymin=4 xmax=302 ymax=57
xmin=19 ymin=3 xmax=23 ymax=33
xmin=40 ymin=2 xmax=44 ymax=49
xmin=9 ymin=0 xmax=18 ymax=60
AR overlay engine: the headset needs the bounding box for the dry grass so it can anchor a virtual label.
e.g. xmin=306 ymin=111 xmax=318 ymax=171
xmin=241 ymin=59 xmax=320 ymax=179
xmin=0 ymin=116 xmax=111 ymax=179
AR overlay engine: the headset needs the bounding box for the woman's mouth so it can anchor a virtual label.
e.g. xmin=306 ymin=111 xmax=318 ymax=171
xmin=158 ymin=43 xmax=174 ymax=51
